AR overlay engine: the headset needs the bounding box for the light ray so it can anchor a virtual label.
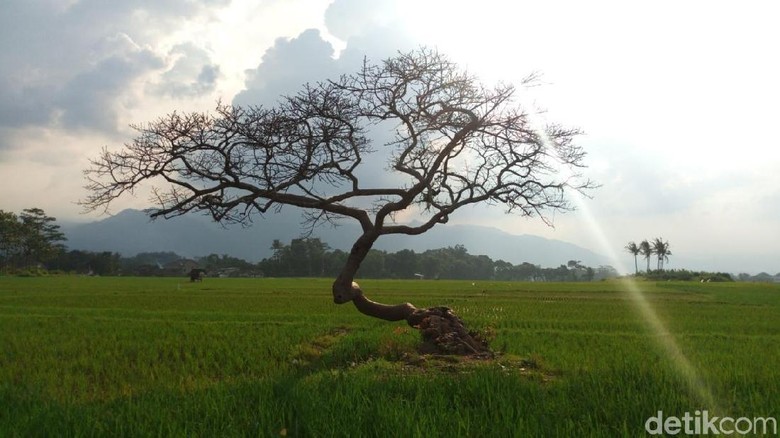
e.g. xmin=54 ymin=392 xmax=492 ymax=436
xmin=570 ymin=190 xmax=720 ymax=411
xmin=531 ymin=117 xmax=722 ymax=412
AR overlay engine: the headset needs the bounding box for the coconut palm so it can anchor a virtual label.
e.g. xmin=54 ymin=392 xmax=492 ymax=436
xmin=652 ymin=237 xmax=671 ymax=270
xmin=639 ymin=240 xmax=652 ymax=273
xmin=624 ymin=241 xmax=640 ymax=275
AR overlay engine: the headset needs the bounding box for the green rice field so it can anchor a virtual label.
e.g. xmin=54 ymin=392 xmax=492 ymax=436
xmin=1 ymin=276 xmax=778 ymax=436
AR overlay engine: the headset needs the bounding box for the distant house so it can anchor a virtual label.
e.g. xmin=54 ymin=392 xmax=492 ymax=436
xmin=217 ymin=267 xmax=240 ymax=278
xmin=163 ymin=259 xmax=200 ymax=276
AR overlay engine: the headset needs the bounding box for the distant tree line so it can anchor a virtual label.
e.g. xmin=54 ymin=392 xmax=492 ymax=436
xmin=736 ymin=272 xmax=780 ymax=283
xmin=643 ymin=269 xmax=734 ymax=282
xmin=119 ymin=252 xmax=260 ymax=278
xmin=5 ymin=208 xmax=759 ymax=282
xmin=1 ymin=208 xmax=67 ymax=272
xmin=118 ymin=239 xmax=619 ymax=281
xmin=0 ymin=210 xmax=620 ymax=281
xmin=255 ymin=237 xmax=619 ymax=282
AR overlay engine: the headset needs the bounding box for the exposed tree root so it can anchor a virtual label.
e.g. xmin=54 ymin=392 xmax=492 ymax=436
xmin=345 ymin=282 xmax=492 ymax=357
xmin=406 ymin=306 xmax=492 ymax=356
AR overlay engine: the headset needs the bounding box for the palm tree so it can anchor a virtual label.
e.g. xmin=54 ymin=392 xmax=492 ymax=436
xmin=652 ymin=237 xmax=671 ymax=270
xmin=639 ymin=240 xmax=652 ymax=273
xmin=624 ymin=241 xmax=640 ymax=275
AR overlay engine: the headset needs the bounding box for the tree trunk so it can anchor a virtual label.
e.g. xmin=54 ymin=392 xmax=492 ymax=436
xmin=348 ymin=283 xmax=491 ymax=355
xmin=352 ymin=291 xmax=417 ymax=321
xmin=331 ymin=231 xmax=491 ymax=356
xmin=331 ymin=231 xmax=378 ymax=304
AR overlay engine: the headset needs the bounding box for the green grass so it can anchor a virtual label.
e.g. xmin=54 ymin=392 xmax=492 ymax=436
xmin=0 ymin=276 xmax=778 ymax=436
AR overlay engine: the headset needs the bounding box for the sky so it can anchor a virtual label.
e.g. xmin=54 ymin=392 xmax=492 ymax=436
xmin=1 ymin=0 xmax=778 ymax=274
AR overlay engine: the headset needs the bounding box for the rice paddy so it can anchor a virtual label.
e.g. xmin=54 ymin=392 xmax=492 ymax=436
xmin=1 ymin=276 xmax=778 ymax=436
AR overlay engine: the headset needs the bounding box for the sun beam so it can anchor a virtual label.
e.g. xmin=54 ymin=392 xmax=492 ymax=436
xmin=531 ymin=118 xmax=723 ymax=413
xmin=571 ymin=190 xmax=721 ymax=411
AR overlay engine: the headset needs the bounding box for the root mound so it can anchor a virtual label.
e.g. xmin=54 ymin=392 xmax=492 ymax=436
xmin=406 ymin=306 xmax=492 ymax=356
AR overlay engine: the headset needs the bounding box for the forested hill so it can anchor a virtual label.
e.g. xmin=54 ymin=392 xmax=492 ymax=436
xmin=63 ymin=209 xmax=608 ymax=268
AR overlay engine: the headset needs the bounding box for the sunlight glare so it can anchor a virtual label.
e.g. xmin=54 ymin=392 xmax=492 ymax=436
xmin=571 ymin=190 xmax=720 ymax=411
xmin=533 ymin=119 xmax=722 ymax=412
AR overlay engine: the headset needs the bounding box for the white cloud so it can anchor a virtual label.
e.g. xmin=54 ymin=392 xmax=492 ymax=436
xmin=234 ymin=29 xmax=337 ymax=107
xmin=152 ymin=43 xmax=221 ymax=98
xmin=0 ymin=0 xmax=235 ymax=137
xmin=56 ymin=34 xmax=165 ymax=132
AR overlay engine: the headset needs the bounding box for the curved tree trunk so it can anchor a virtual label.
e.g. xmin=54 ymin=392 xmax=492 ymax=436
xmin=331 ymin=231 xmax=491 ymax=356
xmin=352 ymin=285 xmax=491 ymax=355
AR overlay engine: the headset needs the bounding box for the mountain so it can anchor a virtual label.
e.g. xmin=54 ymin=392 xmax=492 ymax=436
xmin=63 ymin=209 xmax=609 ymax=267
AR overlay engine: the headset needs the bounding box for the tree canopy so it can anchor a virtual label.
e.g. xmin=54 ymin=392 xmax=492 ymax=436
xmin=0 ymin=208 xmax=66 ymax=269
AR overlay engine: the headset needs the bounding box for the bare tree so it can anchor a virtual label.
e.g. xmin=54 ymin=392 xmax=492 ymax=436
xmin=83 ymin=49 xmax=595 ymax=354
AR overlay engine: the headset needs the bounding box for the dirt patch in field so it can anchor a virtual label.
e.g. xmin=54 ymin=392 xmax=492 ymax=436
xmin=289 ymin=326 xmax=351 ymax=368
xmin=289 ymin=324 xmax=557 ymax=381
xmin=388 ymin=352 xmax=558 ymax=381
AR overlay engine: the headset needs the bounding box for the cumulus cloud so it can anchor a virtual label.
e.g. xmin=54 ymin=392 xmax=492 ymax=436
xmin=233 ymin=29 xmax=337 ymax=107
xmin=233 ymin=0 xmax=420 ymax=109
xmin=324 ymin=0 xmax=397 ymax=41
xmin=0 ymin=0 xmax=227 ymax=146
xmin=152 ymin=43 xmax=221 ymax=98
xmin=325 ymin=0 xmax=418 ymax=65
xmin=56 ymin=33 xmax=165 ymax=132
